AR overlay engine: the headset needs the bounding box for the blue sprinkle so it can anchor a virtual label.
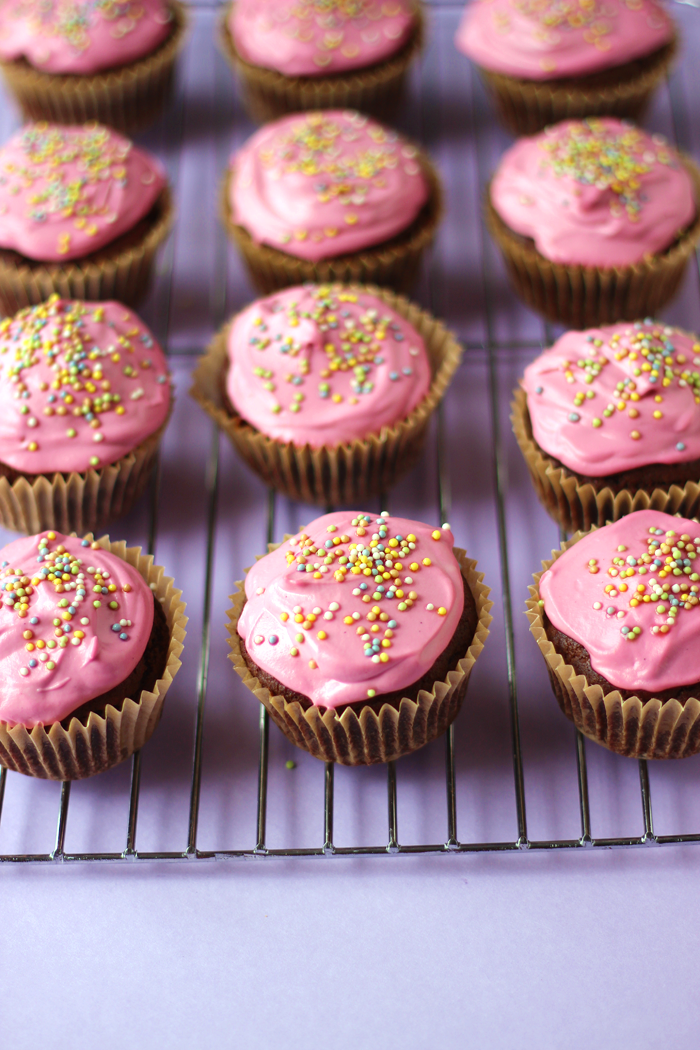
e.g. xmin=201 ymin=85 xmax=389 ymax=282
xmin=268 ymin=635 xmax=279 ymax=645
xmin=535 ymin=386 xmax=543 ymax=394
xmin=30 ymin=617 xmax=38 ymax=625
xmin=607 ymin=607 xmax=615 ymax=615
xmin=111 ymin=624 xmax=121 ymax=632
xmin=621 ymin=627 xmax=629 ymax=635
xmin=68 ymin=606 xmax=76 ymax=615
xmin=81 ymin=540 xmax=89 ymax=547
xmin=568 ymin=412 xmax=580 ymax=423
xmin=388 ymin=620 xmax=397 ymax=629
xmin=119 ymin=633 xmax=128 ymax=640
xmin=389 ymin=371 xmax=399 ymax=381
xmin=677 ymin=442 xmax=686 ymax=452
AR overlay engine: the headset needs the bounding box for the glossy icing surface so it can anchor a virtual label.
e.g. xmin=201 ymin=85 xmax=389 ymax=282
xmin=0 ymin=123 xmax=166 ymax=263
xmin=0 ymin=297 xmax=170 ymax=475
xmin=490 ymin=118 xmax=696 ymax=268
xmin=231 ymin=0 xmax=415 ymax=77
xmin=238 ymin=511 xmax=465 ymax=708
xmin=226 ymin=285 xmax=431 ymax=448
xmin=523 ymin=321 xmax=700 ymax=477
xmin=456 ymin=0 xmax=673 ymax=81
xmin=0 ymin=0 xmax=172 ymax=76
xmin=230 ymin=110 xmax=430 ymax=262
xmin=0 ymin=530 xmax=155 ymax=727
xmin=540 ymin=510 xmax=700 ymax=693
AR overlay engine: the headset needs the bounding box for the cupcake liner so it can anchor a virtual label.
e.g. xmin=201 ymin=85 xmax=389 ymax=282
xmin=485 ymin=155 xmax=700 ymax=328
xmin=221 ymin=155 xmax=442 ymax=296
xmin=227 ymin=545 xmax=491 ymax=765
xmin=527 ymin=526 xmax=700 ymax=759
xmin=0 ymin=2 xmax=188 ymax=135
xmin=0 ymin=185 xmax=173 ymax=317
xmin=511 ymin=386 xmax=700 ymax=533
xmin=0 ymin=534 xmax=187 ymax=779
xmin=190 ymin=284 xmax=462 ymax=506
xmin=478 ymin=36 xmax=677 ymax=137
xmin=218 ymin=2 xmax=424 ymax=124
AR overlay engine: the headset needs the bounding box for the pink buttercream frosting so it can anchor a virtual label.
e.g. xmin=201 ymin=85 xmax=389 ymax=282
xmin=540 ymin=510 xmax=700 ymax=693
xmin=456 ymin=0 xmax=673 ymax=81
xmin=0 ymin=530 xmax=155 ymax=727
xmin=523 ymin=321 xmax=700 ymax=477
xmin=226 ymin=284 xmax=431 ymax=448
xmin=230 ymin=110 xmax=430 ymax=262
xmin=490 ymin=118 xmax=696 ymax=267
xmin=0 ymin=297 xmax=171 ymax=475
xmin=0 ymin=0 xmax=172 ymax=76
xmin=238 ymin=511 xmax=465 ymax=708
xmin=0 ymin=123 xmax=167 ymax=263
xmin=231 ymin=0 xmax=416 ymax=77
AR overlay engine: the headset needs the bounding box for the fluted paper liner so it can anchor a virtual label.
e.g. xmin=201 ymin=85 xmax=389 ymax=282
xmin=478 ymin=36 xmax=676 ymax=137
xmin=218 ymin=1 xmax=423 ymax=124
xmin=190 ymin=285 xmax=462 ymax=505
xmin=0 ymin=534 xmax=187 ymax=779
xmin=511 ymin=386 xmax=700 ymax=533
xmin=486 ymin=155 xmax=700 ymax=328
xmin=527 ymin=525 xmax=700 ymax=759
xmin=227 ymin=544 xmax=491 ymax=765
xmin=0 ymin=2 xmax=188 ymax=135
xmin=0 ymin=186 xmax=173 ymax=317
xmin=221 ymin=155 xmax=442 ymax=295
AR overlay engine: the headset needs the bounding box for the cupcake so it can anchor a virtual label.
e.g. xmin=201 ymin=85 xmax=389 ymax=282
xmin=0 ymin=295 xmax=172 ymax=535
xmin=0 ymin=0 xmax=187 ymax=134
xmin=487 ymin=118 xmax=700 ymax=327
xmin=227 ymin=511 xmax=491 ymax=765
xmin=0 ymin=122 xmax=173 ymax=315
xmin=190 ymin=282 xmax=462 ymax=505
xmin=527 ymin=509 xmax=700 ymax=759
xmin=222 ymin=110 xmax=442 ymax=294
xmin=513 ymin=320 xmax=700 ymax=533
xmin=456 ymin=0 xmax=676 ymax=135
xmin=219 ymin=0 xmax=423 ymax=123
xmin=0 ymin=529 xmax=186 ymax=779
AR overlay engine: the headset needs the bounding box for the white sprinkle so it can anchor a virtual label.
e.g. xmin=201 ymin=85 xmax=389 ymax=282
xmin=329 ymin=602 xmax=339 ymax=611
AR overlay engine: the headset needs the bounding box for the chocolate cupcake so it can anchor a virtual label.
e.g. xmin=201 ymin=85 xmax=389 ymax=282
xmin=527 ymin=509 xmax=700 ymax=759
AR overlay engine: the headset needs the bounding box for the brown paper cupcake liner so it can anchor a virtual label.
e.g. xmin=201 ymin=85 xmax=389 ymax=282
xmin=0 ymin=185 xmax=173 ymax=317
xmin=218 ymin=1 xmax=424 ymax=124
xmin=486 ymin=155 xmax=700 ymax=328
xmin=221 ymin=153 xmax=442 ymax=296
xmin=0 ymin=534 xmax=187 ymax=779
xmin=527 ymin=525 xmax=700 ymax=759
xmin=478 ymin=35 xmax=677 ymax=137
xmin=227 ymin=545 xmax=491 ymax=765
xmin=0 ymin=1 xmax=188 ymax=135
xmin=190 ymin=284 xmax=462 ymax=505
xmin=511 ymin=386 xmax=700 ymax=533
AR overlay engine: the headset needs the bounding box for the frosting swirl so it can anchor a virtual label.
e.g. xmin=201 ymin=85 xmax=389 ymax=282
xmin=490 ymin=118 xmax=696 ymax=267
xmin=238 ymin=511 xmax=464 ymax=708
xmin=230 ymin=110 xmax=430 ymax=262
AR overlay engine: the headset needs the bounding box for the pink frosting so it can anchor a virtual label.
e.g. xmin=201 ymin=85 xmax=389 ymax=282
xmin=231 ymin=0 xmax=415 ymax=77
xmin=226 ymin=285 xmax=431 ymax=448
xmin=490 ymin=118 xmax=696 ymax=268
xmin=0 ymin=0 xmax=172 ymax=76
xmin=540 ymin=510 xmax=700 ymax=693
xmin=0 ymin=297 xmax=170 ymax=476
xmin=238 ymin=511 xmax=465 ymax=708
xmin=0 ymin=530 xmax=155 ymax=727
xmin=0 ymin=123 xmax=166 ymax=263
xmin=456 ymin=0 xmax=673 ymax=81
xmin=230 ymin=110 xmax=430 ymax=263
xmin=523 ymin=321 xmax=700 ymax=478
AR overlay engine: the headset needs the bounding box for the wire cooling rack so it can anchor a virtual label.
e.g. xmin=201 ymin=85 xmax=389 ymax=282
xmin=1 ymin=0 xmax=700 ymax=863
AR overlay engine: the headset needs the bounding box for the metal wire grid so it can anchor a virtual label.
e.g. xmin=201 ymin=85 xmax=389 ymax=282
xmin=0 ymin=0 xmax=699 ymax=863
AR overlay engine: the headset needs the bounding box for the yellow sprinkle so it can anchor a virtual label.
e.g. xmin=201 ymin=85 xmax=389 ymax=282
xmin=437 ymin=607 xmax=447 ymax=616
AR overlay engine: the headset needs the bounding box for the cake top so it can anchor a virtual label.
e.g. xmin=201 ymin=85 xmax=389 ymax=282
xmin=456 ymin=0 xmax=673 ymax=81
xmin=225 ymin=284 xmax=431 ymax=448
xmin=522 ymin=320 xmax=700 ymax=478
xmin=231 ymin=0 xmax=416 ymax=78
xmin=0 ymin=123 xmax=167 ymax=263
xmin=230 ymin=110 xmax=430 ymax=263
xmin=238 ymin=511 xmax=465 ymax=708
xmin=0 ymin=530 xmax=155 ymax=727
xmin=0 ymin=0 xmax=172 ymax=76
xmin=0 ymin=297 xmax=170 ymax=475
xmin=490 ymin=118 xmax=696 ymax=267
xmin=540 ymin=510 xmax=700 ymax=693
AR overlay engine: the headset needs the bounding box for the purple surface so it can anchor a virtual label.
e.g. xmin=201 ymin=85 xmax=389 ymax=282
xmin=2 ymin=3 xmax=700 ymax=1046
